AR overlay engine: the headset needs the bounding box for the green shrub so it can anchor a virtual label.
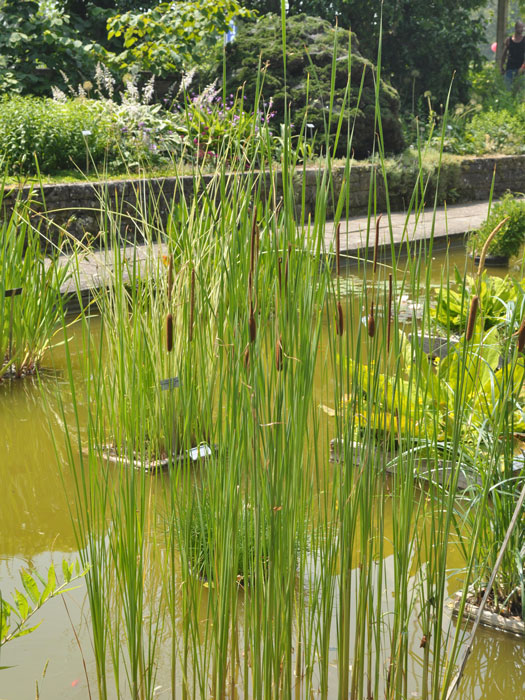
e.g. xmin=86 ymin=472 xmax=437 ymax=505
xmin=433 ymin=63 xmax=525 ymax=156
xmin=462 ymin=108 xmax=525 ymax=155
xmin=468 ymin=62 xmax=523 ymax=112
xmin=467 ymin=192 xmax=525 ymax=258
xmin=0 ymin=95 xmax=113 ymax=175
xmin=206 ymin=13 xmax=405 ymax=158
xmin=179 ymin=85 xmax=276 ymax=165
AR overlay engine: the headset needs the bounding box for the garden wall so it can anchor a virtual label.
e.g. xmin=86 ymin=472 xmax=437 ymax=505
xmin=3 ymin=154 xmax=525 ymax=247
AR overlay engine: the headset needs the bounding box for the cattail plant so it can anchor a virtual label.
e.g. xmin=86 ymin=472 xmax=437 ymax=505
xmin=35 ymin=12 xmax=523 ymax=700
xmin=367 ymin=301 xmax=375 ymax=337
xmin=387 ymin=272 xmax=393 ymax=350
xmin=275 ymin=334 xmax=284 ymax=371
xmin=336 ymin=301 xmax=344 ymax=336
xmin=465 ymin=295 xmax=479 ymax=341
xmin=373 ymin=213 xmax=383 ymax=274
xmin=189 ymin=266 xmax=195 ymax=343
xmin=516 ymin=316 xmax=525 ymax=352
xmin=249 ymin=304 xmax=256 ymax=343
xmin=0 ymin=197 xmax=71 ymax=380
xmin=166 ymin=312 xmax=174 ymax=352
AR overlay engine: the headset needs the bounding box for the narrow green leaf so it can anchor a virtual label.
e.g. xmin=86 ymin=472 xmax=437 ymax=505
xmin=40 ymin=564 xmax=56 ymax=604
xmin=62 ymin=559 xmax=71 ymax=584
xmin=14 ymin=590 xmax=29 ymax=620
xmin=20 ymin=571 xmax=40 ymax=606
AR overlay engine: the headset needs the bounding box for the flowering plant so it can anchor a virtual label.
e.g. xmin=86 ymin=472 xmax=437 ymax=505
xmin=179 ymin=82 xmax=277 ymax=165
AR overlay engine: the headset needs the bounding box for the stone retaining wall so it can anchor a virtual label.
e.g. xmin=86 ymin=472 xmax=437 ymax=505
xmin=3 ymin=154 xmax=524 ymax=247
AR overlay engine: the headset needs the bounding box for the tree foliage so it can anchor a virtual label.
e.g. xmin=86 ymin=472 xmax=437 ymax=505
xmin=242 ymin=0 xmax=487 ymax=112
xmin=0 ymin=0 xmax=100 ymax=94
xmin=0 ymin=0 xmax=251 ymax=94
xmin=107 ymin=0 xmax=252 ymax=75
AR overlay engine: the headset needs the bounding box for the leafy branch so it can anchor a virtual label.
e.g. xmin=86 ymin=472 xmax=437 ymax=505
xmin=0 ymin=560 xmax=88 ymax=653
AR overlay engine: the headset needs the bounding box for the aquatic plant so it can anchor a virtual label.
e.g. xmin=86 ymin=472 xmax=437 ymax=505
xmin=42 ymin=6 xmax=525 ymax=699
xmin=433 ymin=269 xmax=525 ymax=332
xmin=0 ymin=196 xmax=70 ymax=380
xmin=343 ymin=326 xmax=525 ymax=453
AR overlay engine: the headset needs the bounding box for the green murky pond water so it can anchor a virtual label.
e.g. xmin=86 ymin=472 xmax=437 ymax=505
xmin=1 ymin=247 xmax=524 ymax=699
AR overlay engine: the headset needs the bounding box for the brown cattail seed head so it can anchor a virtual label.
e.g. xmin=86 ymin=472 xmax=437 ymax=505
xmin=166 ymin=313 xmax=173 ymax=352
xmin=336 ymin=301 xmax=344 ymax=336
xmin=465 ymin=295 xmax=479 ymax=341
xmin=517 ymin=317 xmax=525 ymax=353
xmin=367 ymin=301 xmax=375 ymax=338
xmin=249 ymin=307 xmax=256 ymax=343
xmin=275 ymin=336 xmax=283 ymax=371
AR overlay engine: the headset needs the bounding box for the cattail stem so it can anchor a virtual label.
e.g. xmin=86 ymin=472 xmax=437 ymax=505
xmin=249 ymin=210 xmax=258 ymax=303
xmin=477 ymin=217 xmax=509 ymax=276
xmin=336 ymin=223 xmax=341 ymax=277
xmin=368 ymin=301 xmax=375 ymax=338
xmin=284 ymin=243 xmax=291 ymax=292
xmin=167 ymin=255 xmax=173 ymax=303
xmin=516 ymin=317 xmax=525 ymax=352
xmin=387 ymin=273 xmax=393 ymax=351
xmin=373 ymin=214 xmax=383 ymax=274
xmin=250 ymin=210 xmax=258 ymax=276
xmin=249 ymin=304 xmax=256 ymax=343
xmin=465 ymin=295 xmax=479 ymax=341
xmin=189 ymin=267 xmax=195 ymax=343
xmin=166 ymin=313 xmax=173 ymax=352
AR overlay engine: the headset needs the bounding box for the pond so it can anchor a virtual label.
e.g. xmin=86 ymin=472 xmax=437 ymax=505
xmin=1 ymin=244 xmax=524 ymax=699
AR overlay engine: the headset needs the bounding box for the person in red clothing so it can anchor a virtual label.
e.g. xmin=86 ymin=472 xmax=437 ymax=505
xmin=501 ymin=20 xmax=525 ymax=88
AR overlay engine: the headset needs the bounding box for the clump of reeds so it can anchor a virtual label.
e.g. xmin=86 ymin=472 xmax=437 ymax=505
xmin=0 ymin=198 xmax=70 ymax=380
xmin=46 ymin=18 xmax=521 ymax=700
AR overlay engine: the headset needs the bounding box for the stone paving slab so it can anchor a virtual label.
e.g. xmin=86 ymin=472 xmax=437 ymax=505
xmin=57 ymin=199 xmax=492 ymax=310
xmin=323 ymin=200 xmax=491 ymax=260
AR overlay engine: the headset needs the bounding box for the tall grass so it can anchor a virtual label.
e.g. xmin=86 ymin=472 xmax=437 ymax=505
xmin=41 ymin=8 xmax=525 ymax=700
xmin=0 ymin=192 xmax=70 ymax=379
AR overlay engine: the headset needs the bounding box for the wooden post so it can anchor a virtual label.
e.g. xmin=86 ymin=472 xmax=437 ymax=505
xmin=496 ymin=0 xmax=509 ymax=70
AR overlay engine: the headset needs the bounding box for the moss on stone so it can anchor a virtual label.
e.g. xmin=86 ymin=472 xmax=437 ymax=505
xmin=217 ymin=13 xmax=404 ymax=158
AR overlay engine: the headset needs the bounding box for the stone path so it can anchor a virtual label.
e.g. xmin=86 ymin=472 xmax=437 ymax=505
xmin=59 ymin=199 xmax=491 ymax=310
xmin=324 ymin=199 xmax=491 ymax=262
